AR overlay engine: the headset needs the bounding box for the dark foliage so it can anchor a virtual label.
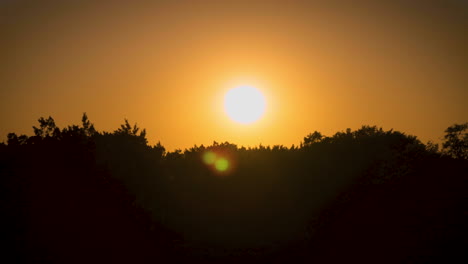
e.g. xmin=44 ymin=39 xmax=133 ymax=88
xmin=1 ymin=114 xmax=466 ymax=263
xmin=442 ymin=122 xmax=468 ymax=160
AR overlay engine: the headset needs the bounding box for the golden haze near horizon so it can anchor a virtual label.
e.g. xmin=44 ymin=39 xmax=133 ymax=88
xmin=1 ymin=0 xmax=467 ymax=151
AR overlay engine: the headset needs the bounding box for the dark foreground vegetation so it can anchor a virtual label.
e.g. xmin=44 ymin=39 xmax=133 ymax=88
xmin=1 ymin=114 xmax=467 ymax=263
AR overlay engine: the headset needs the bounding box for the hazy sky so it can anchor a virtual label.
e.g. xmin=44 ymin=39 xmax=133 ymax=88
xmin=1 ymin=0 xmax=467 ymax=150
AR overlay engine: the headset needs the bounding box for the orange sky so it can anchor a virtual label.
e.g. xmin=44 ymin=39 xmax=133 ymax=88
xmin=1 ymin=0 xmax=467 ymax=150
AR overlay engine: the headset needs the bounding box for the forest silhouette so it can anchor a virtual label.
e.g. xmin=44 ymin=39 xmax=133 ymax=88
xmin=1 ymin=114 xmax=467 ymax=263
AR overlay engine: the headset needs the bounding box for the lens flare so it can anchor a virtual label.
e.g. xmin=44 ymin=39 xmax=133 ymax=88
xmin=203 ymin=151 xmax=216 ymax=164
xmin=215 ymin=158 xmax=229 ymax=172
xmin=202 ymin=150 xmax=234 ymax=174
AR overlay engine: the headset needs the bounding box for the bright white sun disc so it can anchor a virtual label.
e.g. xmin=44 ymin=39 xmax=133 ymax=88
xmin=224 ymin=86 xmax=266 ymax=124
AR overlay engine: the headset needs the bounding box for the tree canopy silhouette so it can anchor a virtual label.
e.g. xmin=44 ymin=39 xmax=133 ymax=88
xmin=1 ymin=113 xmax=466 ymax=263
xmin=442 ymin=122 xmax=468 ymax=160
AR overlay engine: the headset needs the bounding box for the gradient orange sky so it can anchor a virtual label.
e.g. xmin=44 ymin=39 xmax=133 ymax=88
xmin=1 ymin=0 xmax=467 ymax=150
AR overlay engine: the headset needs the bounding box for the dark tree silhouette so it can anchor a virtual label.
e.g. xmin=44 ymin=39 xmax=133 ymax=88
xmin=32 ymin=116 xmax=60 ymax=138
xmin=442 ymin=122 xmax=468 ymax=159
xmin=1 ymin=114 xmax=466 ymax=263
xmin=302 ymin=131 xmax=323 ymax=146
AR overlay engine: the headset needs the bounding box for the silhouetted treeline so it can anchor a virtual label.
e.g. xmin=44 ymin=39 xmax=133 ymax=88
xmin=1 ymin=114 xmax=467 ymax=263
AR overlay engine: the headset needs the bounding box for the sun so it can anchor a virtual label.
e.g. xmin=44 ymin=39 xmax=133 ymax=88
xmin=224 ymin=85 xmax=266 ymax=124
